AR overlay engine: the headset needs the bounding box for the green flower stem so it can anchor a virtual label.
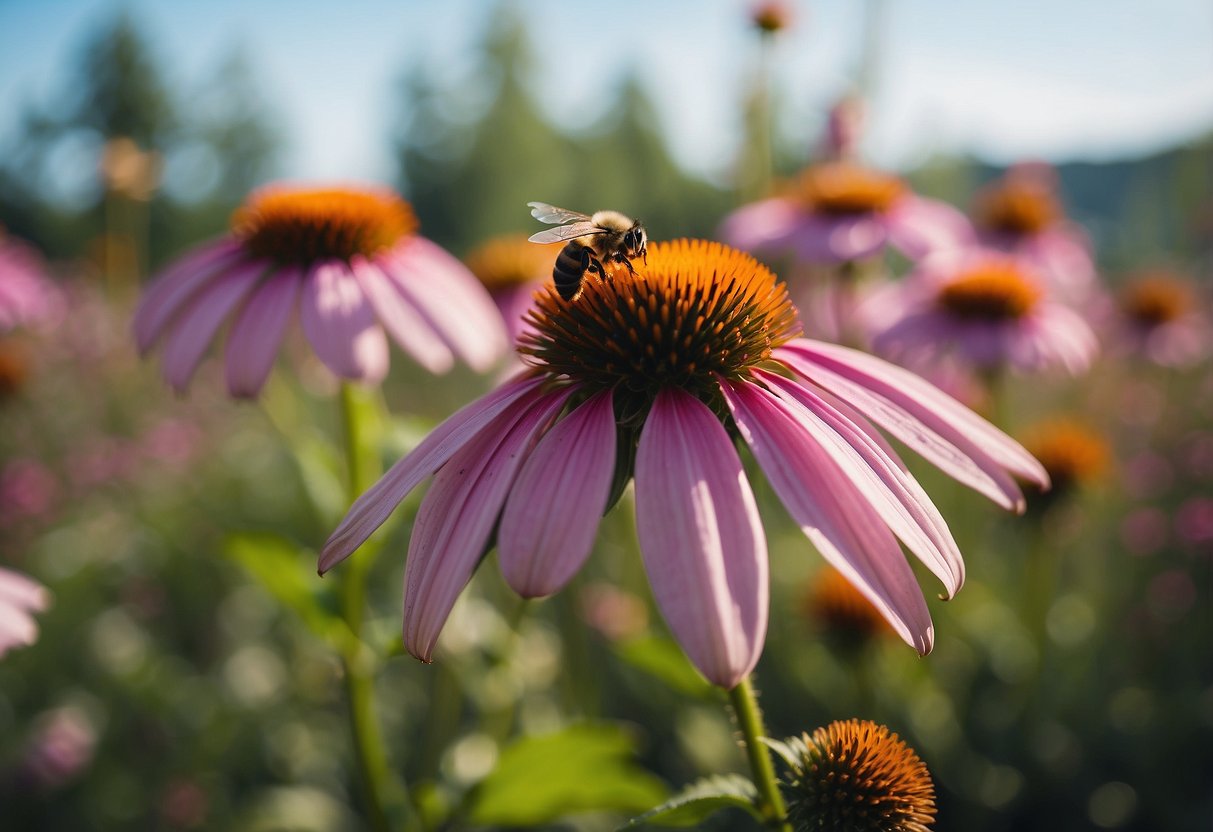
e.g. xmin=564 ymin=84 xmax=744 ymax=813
xmin=337 ymin=382 xmax=399 ymax=832
xmin=728 ymin=676 xmax=792 ymax=831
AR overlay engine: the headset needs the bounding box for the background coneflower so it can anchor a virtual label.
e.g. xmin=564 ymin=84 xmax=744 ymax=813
xmin=1112 ymin=271 xmax=1210 ymax=367
xmin=462 ymin=233 xmax=556 ymax=343
xmin=778 ymin=719 xmax=936 ymax=832
xmin=321 ymin=239 xmax=1046 ymax=689
xmin=133 ymin=184 xmax=508 ymax=396
xmin=720 ymin=162 xmax=972 ymax=265
xmin=1021 ymin=418 xmax=1109 ymax=502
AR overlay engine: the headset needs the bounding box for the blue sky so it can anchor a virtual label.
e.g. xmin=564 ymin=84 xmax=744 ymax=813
xmin=1 ymin=0 xmax=1211 ymax=189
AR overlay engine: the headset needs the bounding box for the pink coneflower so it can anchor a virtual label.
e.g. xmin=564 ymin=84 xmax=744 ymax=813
xmin=134 ymin=185 xmax=508 ymax=397
xmin=973 ymin=167 xmax=1097 ymax=302
xmin=0 ymin=566 xmax=50 ymax=659
xmin=720 ymin=162 xmax=972 ymax=265
xmin=463 ymin=234 xmax=556 ymax=343
xmin=1112 ymin=272 xmax=1210 ymax=367
xmin=869 ymin=249 xmax=1097 ymax=375
xmin=319 ymin=240 xmax=1046 ymax=688
xmin=0 ymin=228 xmax=63 ymax=333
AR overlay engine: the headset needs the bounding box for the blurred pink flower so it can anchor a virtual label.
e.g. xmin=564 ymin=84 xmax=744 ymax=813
xmin=1110 ymin=272 xmax=1211 ymax=368
xmin=141 ymin=418 xmax=205 ymax=469
xmin=868 ymin=249 xmax=1098 ymax=375
xmin=0 ymin=567 xmax=50 ymax=658
xmin=1175 ymin=497 xmax=1213 ymax=552
xmin=720 ymin=162 xmax=972 ymax=265
xmin=0 ymin=229 xmax=63 ymax=333
xmin=820 ymin=96 xmax=865 ymax=162
xmin=0 ymin=458 xmax=59 ymax=526
xmin=1120 ymin=507 xmax=1168 ymax=557
xmin=319 ymin=241 xmax=1045 ymax=688
xmin=20 ymin=705 xmax=96 ymax=788
xmin=972 ymin=166 xmax=1098 ymax=302
xmin=134 ymin=184 xmax=508 ymax=397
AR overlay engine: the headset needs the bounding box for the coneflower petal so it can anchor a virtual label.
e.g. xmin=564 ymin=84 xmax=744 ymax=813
xmin=776 ymin=340 xmax=1048 ymax=507
xmin=635 ymin=388 xmax=768 ymax=689
xmin=225 ymin=269 xmax=300 ymax=399
xmin=722 ymin=379 xmax=933 ymax=655
xmin=499 ymin=389 xmax=616 ymax=598
xmin=403 ymin=388 xmax=572 ymax=661
xmin=794 ymin=213 xmax=887 ymax=263
xmin=384 ymin=237 xmax=509 ymax=372
xmin=160 ymin=260 xmax=265 ymax=393
xmin=758 ymin=371 xmax=965 ymax=598
xmin=349 ymin=257 xmax=454 ymax=374
xmin=300 ymin=260 xmax=389 ymax=383
xmin=717 ymin=197 xmax=803 ymax=253
xmin=133 ymin=238 xmax=244 ymax=353
xmin=884 ymin=195 xmax=974 ymax=259
xmin=318 ymin=374 xmax=546 ymax=574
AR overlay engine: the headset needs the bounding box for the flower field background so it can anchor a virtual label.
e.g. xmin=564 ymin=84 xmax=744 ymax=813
xmin=1 ymin=4 xmax=1211 ymax=831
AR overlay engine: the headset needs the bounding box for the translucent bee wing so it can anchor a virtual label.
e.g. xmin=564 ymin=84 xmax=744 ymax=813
xmin=528 ymin=202 xmax=592 ymax=225
xmin=528 ymin=223 xmax=603 ymax=244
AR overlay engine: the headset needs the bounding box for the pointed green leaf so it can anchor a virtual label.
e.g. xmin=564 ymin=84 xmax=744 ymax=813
xmin=465 ymin=724 xmax=667 ymax=826
xmin=620 ymin=774 xmax=761 ymax=828
xmin=613 ymin=636 xmax=718 ymax=700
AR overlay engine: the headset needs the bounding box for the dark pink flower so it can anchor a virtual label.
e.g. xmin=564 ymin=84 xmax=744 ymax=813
xmin=0 ymin=566 xmax=50 ymax=658
xmin=720 ymin=162 xmax=972 ymax=265
xmin=868 ymin=249 xmax=1097 ymax=374
xmin=134 ymin=185 xmax=508 ymax=397
xmin=20 ymin=705 xmax=96 ymax=788
xmin=319 ymin=241 xmax=1045 ymax=688
xmin=0 ymin=229 xmax=63 ymax=333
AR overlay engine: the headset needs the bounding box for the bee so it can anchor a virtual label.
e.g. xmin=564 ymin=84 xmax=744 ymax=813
xmin=527 ymin=202 xmax=648 ymax=301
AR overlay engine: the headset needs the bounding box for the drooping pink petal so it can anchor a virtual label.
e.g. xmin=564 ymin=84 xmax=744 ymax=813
xmin=793 ymin=213 xmax=888 ymax=263
xmin=133 ymin=239 xmax=245 ymax=353
xmin=0 ymin=605 xmax=39 ymax=657
xmin=224 ymin=268 xmax=301 ymax=398
xmin=884 ymin=195 xmax=975 ymax=260
xmin=756 ymin=370 xmax=964 ymax=598
xmin=635 ymin=388 xmax=768 ymax=689
xmin=718 ymin=198 xmax=805 ymax=253
xmin=499 ymin=389 xmax=616 ymax=598
xmin=159 ymin=260 xmax=266 ymax=393
xmin=383 ymin=237 xmax=509 ymax=372
xmin=318 ymin=374 xmax=546 ymax=574
xmin=349 ymin=257 xmax=454 ymax=374
xmin=721 ymin=378 xmax=933 ymax=654
xmin=403 ymin=388 xmax=572 ymax=661
xmin=299 ymin=260 xmax=389 ymax=383
xmin=775 ymin=339 xmax=1047 ymax=509
xmin=0 ymin=567 xmax=50 ymax=611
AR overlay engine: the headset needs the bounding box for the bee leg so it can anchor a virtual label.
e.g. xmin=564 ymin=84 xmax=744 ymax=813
xmin=619 ymin=254 xmax=637 ymax=276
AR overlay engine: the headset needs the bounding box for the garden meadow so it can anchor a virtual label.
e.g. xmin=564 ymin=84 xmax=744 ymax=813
xmin=1 ymin=3 xmax=1211 ymax=831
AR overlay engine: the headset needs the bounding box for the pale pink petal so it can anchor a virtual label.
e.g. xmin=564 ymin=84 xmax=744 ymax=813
xmin=0 ymin=567 xmax=50 ymax=611
xmin=794 ymin=213 xmax=888 ymax=263
xmin=224 ymin=268 xmax=301 ymax=398
xmin=1021 ymin=226 xmax=1097 ymax=301
xmin=635 ymin=388 xmax=768 ymax=689
xmin=350 ymin=257 xmax=454 ymax=374
xmin=319 ymin=375 xmax=546 ymax=573
xmin=133 ymin=239 xmax=245 ymax=353
xmin=0 ymin=605 xmax=39 ymax=657
xmin=159 ymin=261 xmax=266 ymax=393
xmin=884 ymin=195 xmax=975 ymax=259
xmin=718 ymin=198 xmax=804 ymax=253
xmin=757 ymin=371 xmax=964 ymax=597
xmin=721 ymin=378 xmax=933 ymax=654
xmin=403 ymin=388 xmax=572 ymax=661
xmin=299 ymin=260 xmax=389 ymax=383
xmin=499 ymin=390 xmax=616 ymax=597
xmin=383 ymin=237 xmax=509 ymax=371
xmin=776 ymin=340 xmax=1048 ymax=508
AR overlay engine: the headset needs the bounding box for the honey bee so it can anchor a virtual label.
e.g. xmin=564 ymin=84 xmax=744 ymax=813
xmin=527 ymin=202 xmax=648 ymax=301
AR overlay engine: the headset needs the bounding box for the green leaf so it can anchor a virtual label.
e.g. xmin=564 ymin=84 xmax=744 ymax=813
xmin=223 ymin=532 xmax=350 ymax=648
xmin=465 ymin=723 xmax=668 ymax=826
xmin=620 ymin=774 xmax=761 ymax=828
xmin=759 ymin=737 xmax=802 ymax=771
xmin=613 ymin=636 xmax=718 ymax=700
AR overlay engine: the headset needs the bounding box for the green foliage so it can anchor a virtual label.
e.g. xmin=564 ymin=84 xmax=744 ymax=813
xmin=613 ymin=635 xmax=720 ymax=701
xmin=621 ymin=774 xmax=761 ymax=828
xmin=463 ymin=723 xmax=669 ymax=826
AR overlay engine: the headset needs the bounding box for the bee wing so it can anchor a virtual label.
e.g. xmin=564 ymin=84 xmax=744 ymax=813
xmin=528 ymin=201 xmax=592 ymax=225
xmin=528 ymin=222 xmax=603 ymax=244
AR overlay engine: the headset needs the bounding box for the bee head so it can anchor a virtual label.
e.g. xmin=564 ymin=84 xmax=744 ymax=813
xmin=624 ymin=223 xmax=648 ymax=261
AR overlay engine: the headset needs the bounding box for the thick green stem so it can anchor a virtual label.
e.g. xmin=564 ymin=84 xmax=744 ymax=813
xmin=728 ymin=676 xmax=792 ymax=831
xmin=337 ymin=382 xmax=398 ymax=832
